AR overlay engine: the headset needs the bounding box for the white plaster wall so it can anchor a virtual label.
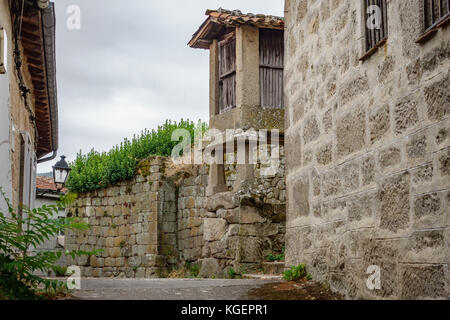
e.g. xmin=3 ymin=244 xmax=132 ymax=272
xmin=34 ymin=196 xmax=66 ymax=251
xmin=0 ymin=24 xmax=11 ymax=213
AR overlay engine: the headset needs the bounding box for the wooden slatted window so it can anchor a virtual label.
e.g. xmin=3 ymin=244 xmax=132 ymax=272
xmin=259 ymin=29 xmax=284 ymax=109
xmin=424 ymin=0 xmax=450 ymax=31
xmin=364 ymin=0 xmax=388 ymax=52
xmin=218 ymin=33 xmax=236 ymax=114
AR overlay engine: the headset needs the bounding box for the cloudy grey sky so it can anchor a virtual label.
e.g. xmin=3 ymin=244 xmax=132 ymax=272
xmin=37 ymin=0 xmax=284 ymax=173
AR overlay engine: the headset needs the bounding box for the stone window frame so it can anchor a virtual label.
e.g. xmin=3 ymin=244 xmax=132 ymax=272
xmin=416 ymin=0 xmax=450 ymax=43
xmin=359 ymin=0 xmax=389 ymax=61
xmin=0 ymin=27 xmax=6 ymax=74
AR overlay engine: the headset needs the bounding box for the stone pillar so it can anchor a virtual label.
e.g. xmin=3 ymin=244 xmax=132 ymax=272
xmin=206 ymin=143 xmax=228 ymax=196
xmin=207 ymin=163 xmax=228 ymax=196
xmin=209 ymin=39 xmax=219 ymax=120
xmin=234 ymin=137 xmax=255 ymax=192
xmin=236 ymin=25 xmax=260 ymax=109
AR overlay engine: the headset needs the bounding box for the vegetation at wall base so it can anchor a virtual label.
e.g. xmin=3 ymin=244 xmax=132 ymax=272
xmin=283 ymin=264 xmax=312 ymax=281
xmin=66 ymin=119 xmax=207 ymax=193
xmin=266 ymin=246 xmax=285 ymax=262
xmin=0 ymin=188 xmax=98 ymax=300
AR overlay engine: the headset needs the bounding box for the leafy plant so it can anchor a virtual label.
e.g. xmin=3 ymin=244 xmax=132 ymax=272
xmin=52 ymin=265 xmax=68 ymax=277
xmin=0 ymin=188 xmax=98 ymax=300
xmin=283 ymin=264 xmax=308 ymax=281
xmin=266 ymin=247 xmax=285 ymax=262
xmin=184 ymin=262 xmax=200 ymax=278
xmin=66 ymin=119 xmax=208 ymax=193
xmin=228 ymin=268 xmax=236 ymax=279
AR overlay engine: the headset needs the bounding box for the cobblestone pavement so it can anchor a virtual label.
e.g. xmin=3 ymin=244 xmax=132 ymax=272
xmin=69 ymin=278 xmax=281 ymax=300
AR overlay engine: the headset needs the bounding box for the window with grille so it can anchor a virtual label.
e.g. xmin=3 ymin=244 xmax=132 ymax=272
xmin=364 ymin=0 xmax=388 ymax=52
xmin=259 ymin=29 xmax=284 ymax=109
xmin=218 ymin=32 xmax=236 ymax=115
xmin=424 ymin=0 xmax=450 ymax=31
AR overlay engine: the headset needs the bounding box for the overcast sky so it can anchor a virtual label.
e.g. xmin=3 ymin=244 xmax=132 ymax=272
xmin=37 ymin=0 xmax=284 ymax=173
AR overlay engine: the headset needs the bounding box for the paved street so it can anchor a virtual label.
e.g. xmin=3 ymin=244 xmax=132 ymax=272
xmin=70 ymin=278 xmax=281 ymax=300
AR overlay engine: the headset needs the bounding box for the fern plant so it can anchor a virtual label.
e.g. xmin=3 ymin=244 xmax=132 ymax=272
xmin=0 ymin=187 xmax=97 ymax=300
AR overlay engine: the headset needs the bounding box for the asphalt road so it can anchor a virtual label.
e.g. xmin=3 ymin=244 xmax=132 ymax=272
xmin=70 ymin=278 xmax=280 ymax=300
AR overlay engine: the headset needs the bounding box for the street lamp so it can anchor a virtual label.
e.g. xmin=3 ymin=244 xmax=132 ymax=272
xmin=52 ymin=155 xmax=71 ymax=189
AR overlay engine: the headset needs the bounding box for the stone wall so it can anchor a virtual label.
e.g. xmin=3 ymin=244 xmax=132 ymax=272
xmin=284 ymin=0 xmax=449 ymax=299
xmin=65 ymin=157 xmax=169 ymax=278
xmin=177 ymin=166 xmax=209 ymax=262
xmin=66 ymin=152 xmax=286 ymax=278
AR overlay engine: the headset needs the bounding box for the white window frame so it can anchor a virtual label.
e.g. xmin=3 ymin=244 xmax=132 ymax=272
xmin=20 ymin=132 xmax=36 ymax=210
xmin=0 ymin=27 xmax=7 ymax=74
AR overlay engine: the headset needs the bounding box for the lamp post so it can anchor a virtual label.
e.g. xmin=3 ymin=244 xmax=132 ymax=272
xmin=52 ymin=155 xmax=71 ymax=191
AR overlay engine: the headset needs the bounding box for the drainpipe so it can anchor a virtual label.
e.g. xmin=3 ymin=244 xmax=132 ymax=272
xmin=37 ymin=150 xmax=57 ymax=164
xmin=37 ymin=0 xmax=50 ymax=10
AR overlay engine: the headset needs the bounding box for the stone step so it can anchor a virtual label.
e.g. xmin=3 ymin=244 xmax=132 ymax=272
xmin=262 ymin=262 xmax=285 ymax=275
xmin=242 ymin=274 xmax=283 ymax=281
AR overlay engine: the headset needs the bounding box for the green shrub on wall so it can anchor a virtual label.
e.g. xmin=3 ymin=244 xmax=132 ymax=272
xmin=66 ymin=119 xmax=207 ymax=193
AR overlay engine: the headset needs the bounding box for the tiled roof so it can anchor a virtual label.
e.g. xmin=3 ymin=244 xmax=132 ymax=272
xmin=36 ymin=176 xmax=66 ymax=193
xmin=205 ymin=8 xmax=284 ymax=28
xmin=189 ymin=8 xmax=285 ymax=49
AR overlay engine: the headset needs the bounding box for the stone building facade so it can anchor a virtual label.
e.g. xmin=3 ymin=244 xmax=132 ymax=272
xmin=284 ymin=0 xmax=449 ymax=299
xmin=0 ymin=0 xmax=58 ymax=212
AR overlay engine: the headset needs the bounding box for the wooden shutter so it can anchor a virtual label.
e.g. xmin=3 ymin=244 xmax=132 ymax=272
xmin=259 ymin=29 xmax=284 ymax=109
xmin=218 ymin=33 xmax=236 ymax=114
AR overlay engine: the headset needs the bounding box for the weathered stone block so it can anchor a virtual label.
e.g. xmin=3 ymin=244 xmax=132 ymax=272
xmin=379 ymin=147 xmax=401 ymax=169
xmin=337 ymin=107 xmax=366 ymax=158
xmin=400 ymin=264 xmax=447 ymax=299
xmin=285 ymin=131 xmax=302 ymax=171
xmin=414 ymin=193 xmax=441 ymax=220
xmin=316 ymin=143 xmax=333 ymax=165
xmin=338 ymin=75 xmax=369 ymax=106
xmin=322 ymin=171 xmax=341 ymax=197
xmin=203 ymin=218 xmax=227 ymax=241
xmin=341 ymin=162 xmax=360 ymax=192
xmin=362 ymin=156 xmax=375 ymax=185
xmin=205 ymin=192 xmax=239 ymax=211
xmin=291 ymin=175 xmax=310 ymax=217
xmin=370 ymin=104 xmax=390 ymax=144
xmin=198 ymin=258 xmax=220 ymax=278
xmin=412 ymin=163 xmax=433 ymax=184
xmin=380 ymin=172 xmax=410 ymax=232
xmin=438 ymin=149 xmax=450 ymax=176
xmin=424 ymin=72 xmax=450 ymax=121
xmin=303 ymin=115 xmax=320 ymax=144
xmin=363 ymin=239 xmax=399 ymax=298
xmin=238 ymin=237 xmax=262 ymax=263
xmin=239 ymin=206 xmax=266 ymax=224
xmin=407 ymin=134 xmax=427 ymax=159
xmin=394 ymin=95 xmax=419 ymax=134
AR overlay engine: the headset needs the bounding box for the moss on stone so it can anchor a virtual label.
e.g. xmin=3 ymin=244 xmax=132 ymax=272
xmin=137 ymin=159 xmax=151 ymax=177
